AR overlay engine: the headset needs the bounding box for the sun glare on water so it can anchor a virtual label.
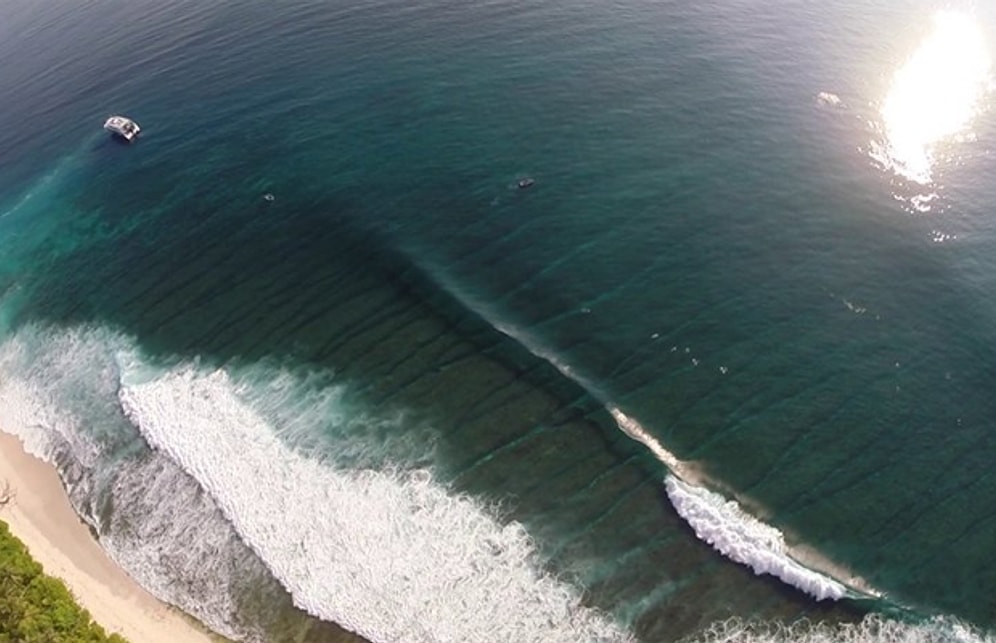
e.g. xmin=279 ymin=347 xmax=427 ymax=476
xmin=875 ymin=11 xmax=991 ymax=186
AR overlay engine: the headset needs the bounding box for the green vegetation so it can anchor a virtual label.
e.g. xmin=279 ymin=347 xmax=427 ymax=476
xmin=0 ymin=520 xmax=128 ymax=643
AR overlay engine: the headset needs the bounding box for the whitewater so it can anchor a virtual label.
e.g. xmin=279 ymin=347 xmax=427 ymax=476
xmin=0 ymin=321 xmax=989 ymax=643
xmin=0 ymin=323 xmax=630 ymax=642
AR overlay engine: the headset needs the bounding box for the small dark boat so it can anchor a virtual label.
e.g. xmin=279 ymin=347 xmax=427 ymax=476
xmin=517 ymin=177 xmax=535 ymax=189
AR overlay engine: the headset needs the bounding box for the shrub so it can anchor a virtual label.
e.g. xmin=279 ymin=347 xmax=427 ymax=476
xmin=0 ymin=520 xmax=129 ymax=643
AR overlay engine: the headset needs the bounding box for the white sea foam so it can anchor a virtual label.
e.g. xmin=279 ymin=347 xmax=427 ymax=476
xmin=0 ymin=322 xmax=629 ymax=642
xmin=816 ymin=91 xmax=843 ymax=107
xmin=608 ymin=407 xmax=684 ymax=473
xmin=608 ymin=407 xmax=874 ymax=602
xmin=227 ymin=363 xmax=437 ymax=471
xmin=0 ymin=324 xmax=124 ymax=466
xmin=689 ymin=614 xmax=993 ymax=643
xmin=665 ymin=475 xmax=847 ymax=601
xmin=117 ymin=356 xmax=632 ymax=642
xmin=0 ymin=322 xmax=983 ymax=643
xmin=99 ymin=452 xmax=278 ymax=641
xmin=0 ymin=324 xmax=276 ymax=641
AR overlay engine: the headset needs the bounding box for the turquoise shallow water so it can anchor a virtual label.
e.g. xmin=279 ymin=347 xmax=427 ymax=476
xmin=2 ymin=1 xmax=996 ymax=641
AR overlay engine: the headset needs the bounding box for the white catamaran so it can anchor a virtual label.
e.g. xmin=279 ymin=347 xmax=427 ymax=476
xmin=103 ymin=115 xmax=141 ymax=142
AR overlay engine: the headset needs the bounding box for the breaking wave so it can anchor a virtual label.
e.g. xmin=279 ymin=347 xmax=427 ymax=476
xmin=394 ymin=271 xmax=887 ymax=610
xmin=665 ymin=476 xmax=847 ymax=601
xmin=118 ymin=359 xmax=632 ymax=643
xmin=0 ymin=322 xmax=989 ymax=643
xmin=608 ymin=408 xmax=879 ymax=603
xmin=0 ymin=321 xmax=630 ymax=642
xmin=687 ymin=614 xmax=993 ymax=643
xmin=0 ymin=324 xmax=277 ymax=641
xmin=394 ymin=267 xmax=884 ymax=610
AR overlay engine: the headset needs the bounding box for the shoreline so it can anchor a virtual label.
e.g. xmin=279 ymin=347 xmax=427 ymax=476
xmin=0 ymin=431 xmax=221 ymax=643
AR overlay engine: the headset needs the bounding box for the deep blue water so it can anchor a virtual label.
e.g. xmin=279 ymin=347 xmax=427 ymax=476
xmin=2 ymin=1 xmax=996 ymax=642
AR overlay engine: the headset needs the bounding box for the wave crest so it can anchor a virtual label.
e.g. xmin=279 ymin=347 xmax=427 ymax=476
xmin=665 ymin=476 xmax=848 ymax=601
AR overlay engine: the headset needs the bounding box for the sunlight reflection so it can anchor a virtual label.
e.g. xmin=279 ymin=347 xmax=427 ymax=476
xmin=874 ymin=11 xmax=991 ymax=186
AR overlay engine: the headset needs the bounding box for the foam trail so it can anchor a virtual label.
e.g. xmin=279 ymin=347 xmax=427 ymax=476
xmin=0 ymin=152 xmax=75 ymax=222
xmin=608 ymin=407 xmax=684 ymax=473
xmin=118 ymin=359 xmax=632 ymax=643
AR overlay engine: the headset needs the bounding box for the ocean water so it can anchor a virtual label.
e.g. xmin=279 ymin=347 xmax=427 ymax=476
xmin=2 ymin=0 xmax=996 ymax=641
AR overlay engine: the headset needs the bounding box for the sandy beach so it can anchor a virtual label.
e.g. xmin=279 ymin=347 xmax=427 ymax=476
xmin=0 ymin=431 xmax=220 ymax=643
